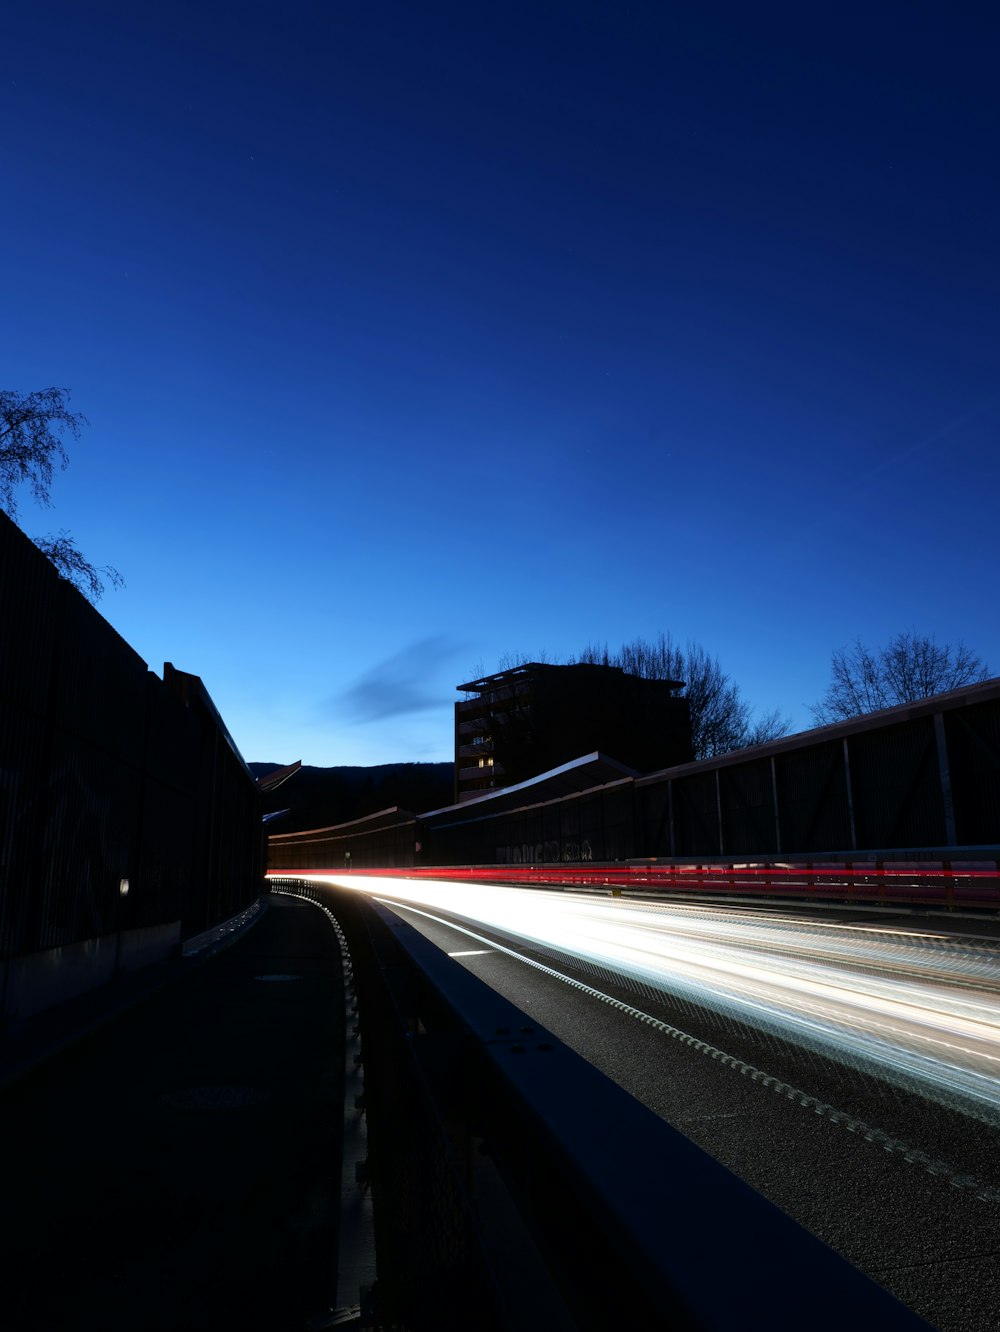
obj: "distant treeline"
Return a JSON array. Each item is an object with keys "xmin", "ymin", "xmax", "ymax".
[{"xmin": 251, "ymin": 761, "xmax": 454, "ymax": 833}]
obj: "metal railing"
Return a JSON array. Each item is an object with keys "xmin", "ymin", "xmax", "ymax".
[{"xmin": 301, "ymin": 857, "xmax": 1000, "ymax": 912}]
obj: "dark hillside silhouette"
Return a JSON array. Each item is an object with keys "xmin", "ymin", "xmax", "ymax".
[{"xmin": 251, "ymin": 761, "xmax": 453, "ymax": 833}]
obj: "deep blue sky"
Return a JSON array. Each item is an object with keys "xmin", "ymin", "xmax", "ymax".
[{"xmin": 4, "ymin": 1, "xmax": 998, "ymax": 766}]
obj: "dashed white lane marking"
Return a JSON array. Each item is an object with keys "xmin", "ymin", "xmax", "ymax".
[
  {"xmin": 448, "ymin": 949, "xmax": 493, "ymax": 957},
  {"xmin": 382, "ymin": 897, "xmax": 1000, "ymax": 1206}
]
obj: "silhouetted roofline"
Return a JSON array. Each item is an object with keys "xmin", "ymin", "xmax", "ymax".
[
  {"xmin": 162, "ymin": 663, "xmax": 254, "ymax": 778},
  {"xmin": 457, "ymin": 662, "xmax": 684, "ymax": 692},
  {"xmin": 257, "ymin": 760, "xmax": 302, "ymax": 794},
  {"xmin": 268, "ymin": 805, "xmax": 415, "ymax": 843},
  {"xmin": 422, "ymin": 751, "xmax": 639, "ymax": 818}
]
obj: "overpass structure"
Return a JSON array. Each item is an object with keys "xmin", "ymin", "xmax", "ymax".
[{"xmin": 269, "ymin": 677, "xmax": 1000, "ymax": 913}]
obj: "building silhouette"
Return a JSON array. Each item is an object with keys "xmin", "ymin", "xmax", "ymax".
[{"xmin": 454, "ymin": 662, "xmax": 693, "ymax": 802}]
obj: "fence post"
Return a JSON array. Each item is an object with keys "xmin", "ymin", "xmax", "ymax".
[{"xmin": 933, "ymin": 713, "xmax": 958, "ymax": 847}]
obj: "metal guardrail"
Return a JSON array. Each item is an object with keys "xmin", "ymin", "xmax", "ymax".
[
  {"xmin": 275, "ymin": 879, "xmax": 933, "ymax": 1332},
  {"xmin": 335, "ymin": 856, "xmax": 1000, "ymax": 912}
]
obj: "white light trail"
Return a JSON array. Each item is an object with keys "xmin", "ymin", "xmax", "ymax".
[{"xmin": 303, "ymin": 875, "xmax": 1000, "ymax": 1126}]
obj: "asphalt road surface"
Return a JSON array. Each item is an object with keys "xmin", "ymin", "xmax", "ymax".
[{"xmin": 329, "ymin": 877, "xmax": 1000, "ymax": 1332}]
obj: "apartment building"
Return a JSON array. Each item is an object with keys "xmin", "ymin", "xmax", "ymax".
[{"xmin": 454, "ymin": 662, "xmax": 692, "ymax": 802}]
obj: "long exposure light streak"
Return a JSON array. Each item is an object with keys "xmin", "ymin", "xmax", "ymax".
[
  {"xmin": 302, "ymin": 874, "xmax": 1000, "ymax": 1126},
  {"xmin": 309, "ymin": 860, "xmax": 1000, "ymax": 911}
]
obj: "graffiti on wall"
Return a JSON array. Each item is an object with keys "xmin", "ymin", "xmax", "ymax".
[{"xmin": 496, "ymin": 840, "xmax": 593, "ymax": 865}]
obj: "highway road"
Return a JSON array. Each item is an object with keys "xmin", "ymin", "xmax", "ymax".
[{"xmin": 319, "ymin": 875, "xmax": 1000, "ymax": 1332}]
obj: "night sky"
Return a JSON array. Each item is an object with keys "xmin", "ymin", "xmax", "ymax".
[{"xmin": 4, "ymin": 2, "xmax": 998, "ymax": 766}]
